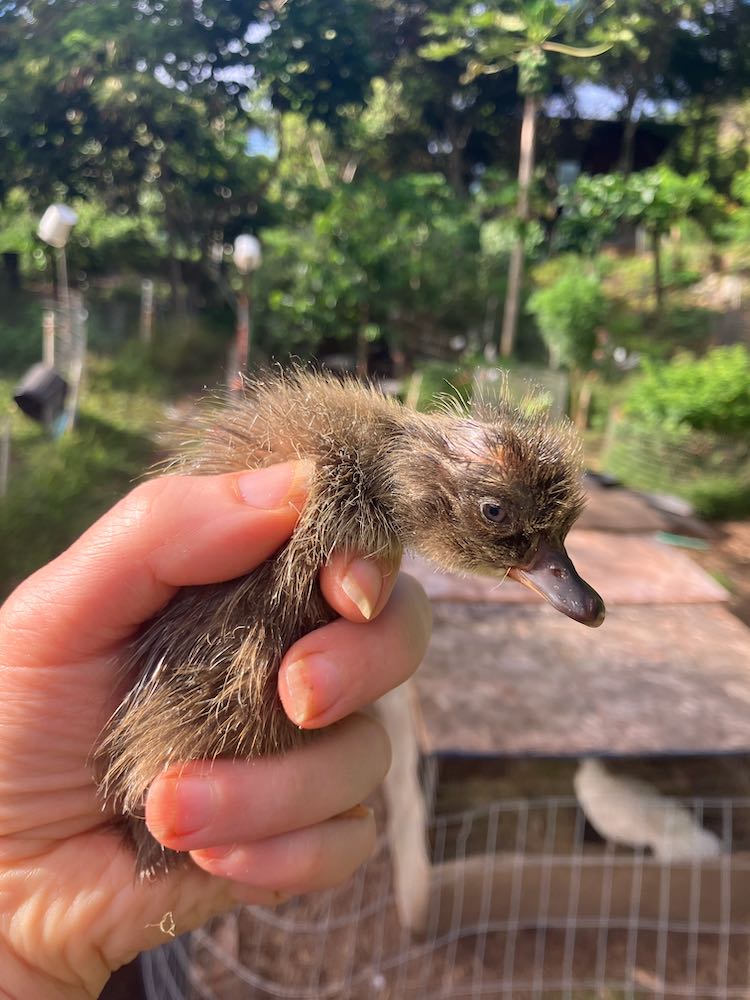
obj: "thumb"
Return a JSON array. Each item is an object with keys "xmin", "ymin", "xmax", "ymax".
[{"xmin": 0, "ymin": 461, "xmax": 313, "ymax": 665}]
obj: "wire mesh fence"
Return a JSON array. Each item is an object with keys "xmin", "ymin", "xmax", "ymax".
[
  {"xmin": 603, "ymin": 416, "xmax": 750, "ymax": 519},
  {"xmin": 141, "ymin": 792, "xmax": 750, "ymax": 999}
]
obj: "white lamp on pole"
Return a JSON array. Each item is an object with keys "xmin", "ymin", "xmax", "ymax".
[
  {"xmin": 233, "ymin": 234, "xmax": 262, "ymax": 275},
  {"xmin": 37, "ymin": 203, "xmax": 80, "ymax": 433},
  {"xmin": 38, "ymin": 204, "xmax": 78, "ymax": 367},
  {"xmin": 38, "ymin": 204, "xmax": 79, "ymax": 249}
]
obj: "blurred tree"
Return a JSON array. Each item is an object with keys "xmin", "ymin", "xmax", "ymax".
[
  {"xmin": 667, "ymin": 1, "xmax": 750, "ymax": 171},
  {"xmin": 245, "ymin": 0, "xmax": 381, "ymax": 137},
  {"xmin": 421, "ymin": 0, "xmax": 609, "ymax": 358},
  {"xmin": 558, "ymin": 167, "xmax": 726, "ymax": 309},
  {"xmin": 576, "ymin": 1, "xmax": 689, "ymax": 175},
  {"xmin": 254, "ymin": 173, "xmax": 490, "ymax": 371},
  {"xmin": 577, "ymin": 1, "xmax": 750, "ymax": 177},
  {"xmin": 0, "ymin": 0, "xmax": 271, "ymax": 300},
  {"xmin": 527, "ymin": 259, "xmax": 606, "ymax": 424}
]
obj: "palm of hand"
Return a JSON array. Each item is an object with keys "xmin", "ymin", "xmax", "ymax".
[{"xmin": 0, "ymin": 632, "xmax": 245, "ymax": 994}]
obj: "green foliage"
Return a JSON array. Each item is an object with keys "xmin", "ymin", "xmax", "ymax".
[
  {"xmin": 557, "ymin": 167, "xmax": 726, "ymax": 253},
  {"xmin": 527, "ymin": 263, "xmax": 606, "ymax": 370},
  {"xmin": 0, "ymin": 189, "xmax": 38, "ymax": 261},
  {"xmin": 247, "ymin": 0, "xmax": 381, "ymax": 132},
  {"xmin": 622, "ymin": 346, "xmax": 750, "ymax": 435},
  {"xmin": 254, "ymin": 173, "xmax": 490, "ymax": 361},
  {"xmin": 421, "ymin": 0, "xmax": 610, "ymax": 94},
  {"xmin": 0, "ymin": 0, "xmax": 272, "ymax": 291},
  {"xmin": 606, "ymin": 347, "xmax": 750, "ymax": 518},
  {"xmin": 687, "ymin": 475, "xmax": 750, "ymax": 520},
  {"xmin": 0, "ymin": 294, "xmax": 46, "ymax": 374},
  {"xmin": 0, "ymin": 356, "xmax": 163, "ymax": 596}
]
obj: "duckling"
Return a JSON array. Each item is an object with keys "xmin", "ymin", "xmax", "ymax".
[
  {"xmin": 96, "ymin": 369, "xmax": 605, "ymax": 877},
  {"xmin": 574, "ymin": 759, "xmax": 722, "ymax": 861}
]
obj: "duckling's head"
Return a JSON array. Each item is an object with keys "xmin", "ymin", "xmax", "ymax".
[{"xmin": 389, "ymin": 399, "xmax": 605, "ymax": 627}]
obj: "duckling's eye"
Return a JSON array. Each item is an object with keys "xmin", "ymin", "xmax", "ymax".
[{"xmin": 480, "ymin": 501, "xmax": 507, "ymax": 525}]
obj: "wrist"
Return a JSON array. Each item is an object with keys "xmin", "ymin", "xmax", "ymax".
[{"xmin": 0, "ymin": 939, "xmax": 101, "ymax": 1000}]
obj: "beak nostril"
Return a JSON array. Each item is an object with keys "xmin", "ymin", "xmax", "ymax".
[{"xmin": 508, "ymin": 537, "xmax": 606, "ymax": 626}]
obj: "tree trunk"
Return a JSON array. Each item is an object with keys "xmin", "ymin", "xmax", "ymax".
[
  {"xmin": 168, "ymin": 254, "xmax": 189, "ymax": 322},
  {"xmin": 356, "ymin": 306, "xmax": 369, "ymax": 378},
  {"xmin": 618, "ymin": 117, "xmax": 638, "ymax": 176},
  {"xmin": 500, "ymin": 92, "xmax": 538, "ymax": 359},
  {"xmin": 575, "ymin": 370, "xmax": 597, "ymax": 431},
  {"xmin": 688, "ymin": 98, "xmax": 710, "ymax": 171},
  {"xmin": 444, "ymin": 109, "xmax": 470, "ymax": 196},
  {"xmin": 651, "ymin": 230, "xmax": 663, "ymax": 314},
  {"xmin": 2, "ymin": 252, "xmax": 21, "ymax": 290},
  {"xmin": 446, "ymin": 144, "xmax": 464, "ymax": 196},
  {"xmin": 617, "ymin": 89, "xmax": 640, "ymax": 176}
]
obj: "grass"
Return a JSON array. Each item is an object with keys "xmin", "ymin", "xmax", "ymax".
[{"xmin": 0, "ymin": 353, "xmax": 167, "ymax": 598}]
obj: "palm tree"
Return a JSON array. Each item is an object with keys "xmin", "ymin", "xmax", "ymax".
[{"xmin": 422, "ymin": 1, "xmax": 610, "ymax": 357}]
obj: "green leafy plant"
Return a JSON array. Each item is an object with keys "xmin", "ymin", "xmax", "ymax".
[
  {"xmin": 606, "ymin": 346, "xmax": 750, "ymax": 518},
  {"xmin": 557, "ymin": 168, "xmax": 727, "ymax": 309},
  {"xmin": 622, "ymin": 345, "xmax": 750, "ymax": 435},
  {"xmin": 527, "ymin": 265, "xmax": 606, "ymax": 371}
]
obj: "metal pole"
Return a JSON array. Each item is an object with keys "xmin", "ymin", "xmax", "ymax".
[
  {"xmin": 56, "ymin": 247, "xmax": 72, "ymax": 370},
  {"xmin": 63, "ymin": 291, "xmax": 87, "ymax": 433},
  {"xmin": 42, "ymin": 309, "xmax": 55, "ymax": 367}
]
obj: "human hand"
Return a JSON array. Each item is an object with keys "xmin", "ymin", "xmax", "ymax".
[{"xmin": 0, "ymin": 461, "xmax": 431, "ymax": 999}]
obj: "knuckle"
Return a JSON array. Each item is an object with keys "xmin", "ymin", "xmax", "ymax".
[
  {"xmin": 405, "ymin": 574, "xmax": 433, "ymax": 631},
  {"xmin": 353, "ymin": 714, "xmax": 392, "ymax": 782},
  {"xmin": 295, "ymin": 833, "xmax": 327, "ymax": 887}
]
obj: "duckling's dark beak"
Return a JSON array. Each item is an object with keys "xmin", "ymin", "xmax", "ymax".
[{"xmin": 507, "ymin": 537, "xmax": 605, "ymax": 627}]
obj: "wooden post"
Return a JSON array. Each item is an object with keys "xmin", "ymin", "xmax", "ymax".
[
  {"xmin": 140, "ymin": 279, "xmax": 154, "ymax": 345},
  {"xmin": 0, "ymin": 418, "xmax": 10, "ymax": 498},
  {"xmin": 236, "ymin": 291, "xmax": 250, "ymax": 373},
  {"xmin": 377, "ymin": 682, "xmax": 432, "ymax": 933},
  {"xmin": 42, "ymin": 310, "xmax": 55, "ymax": 367}
]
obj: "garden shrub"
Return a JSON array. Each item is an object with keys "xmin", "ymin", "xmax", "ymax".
[
  {"xmin": 605, "ymin": 346, "xmax": 750, "ymax": 518},
  {"xmin": 622, "ymin": 345, "xmax": 750, "ymax": 435},
  {"xmin": 527, "ymin": 264, "xmax": 606, "ymax": 371}
]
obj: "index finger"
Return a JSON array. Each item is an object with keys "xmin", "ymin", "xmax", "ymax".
[{"xmin": 0, "ymin": 461, "xmax": 312, "ymax": 665}]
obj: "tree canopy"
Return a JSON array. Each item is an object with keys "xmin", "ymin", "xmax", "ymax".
[{"xmin": 3, "ymin": 0, "xmax": 750, "ymax": 362}]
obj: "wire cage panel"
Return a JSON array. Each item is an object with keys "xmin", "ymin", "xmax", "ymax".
[{"xmin": 142, "ymin": 796, "xmax": 750, "ymax": 1000}]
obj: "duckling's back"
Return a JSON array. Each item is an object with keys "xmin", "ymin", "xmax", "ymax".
[{"xmin": 97, "ymin": 371, "xmax": 403, "ymax": 877}]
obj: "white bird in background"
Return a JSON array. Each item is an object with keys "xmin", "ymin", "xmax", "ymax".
[{"xmin": 574, "ymin": 758, "xmax": 722, "ymax": 862}]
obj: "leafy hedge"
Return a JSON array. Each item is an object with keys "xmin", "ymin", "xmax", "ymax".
[
  {"xmin": 527, "ymin": 265, "xmax": 606, "ymax": 371},
  {"xmin": 622, "ymin": 345, "xmax": 750, "ymax": 435},
  {"xmin": 605, "ymin": 346, "xmax": 750, "ymax": 518}
]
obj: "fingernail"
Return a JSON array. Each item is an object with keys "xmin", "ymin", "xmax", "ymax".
[
  {"xmin": 283, "ymin": 655, "xmax": 344, "ymax": 725},
  {"xmin": 237, "ymin": 461, "xmax": 313, "ymax": 510},
  {"xmin": 192, "ymin": 843, "xmax": 233, "ymax": 863},
  {"xmin": 341, "ymin": 557, "xmax": 384, "ymax": 621},
  {"xmin": 335, "ymin": 804, "xmax": 373, "ymax": 821},
  {"xmin": 148, "ymin": 775, "xmax": 216, "ymax": 841}
]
